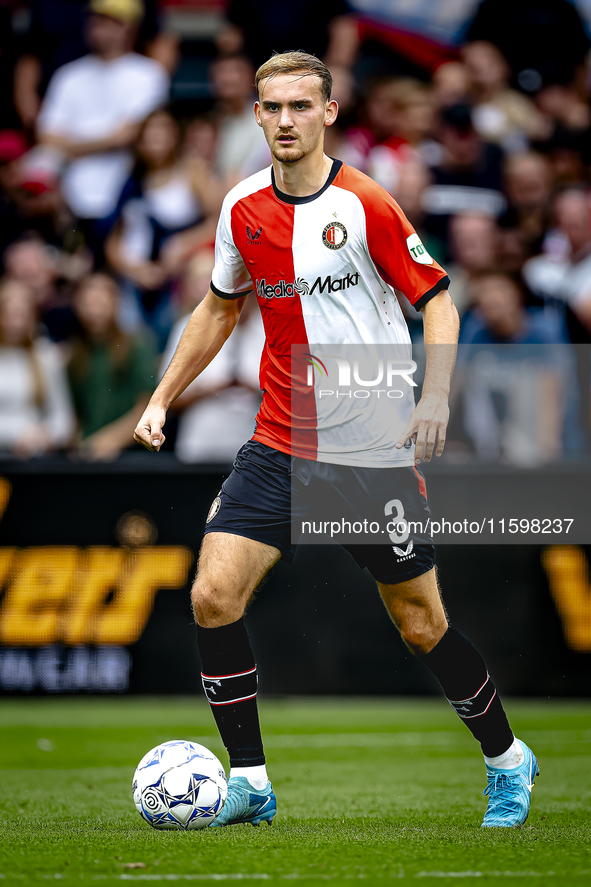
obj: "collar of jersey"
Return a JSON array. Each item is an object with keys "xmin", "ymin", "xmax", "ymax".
[{"xmin": 271, "ymin": 158, "xmax": 342, "ymax": 205}]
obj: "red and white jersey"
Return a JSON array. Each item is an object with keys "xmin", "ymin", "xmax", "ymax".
[{"xmin": 211, "ymin": 160, "xmax": 450, "ymax": 466}]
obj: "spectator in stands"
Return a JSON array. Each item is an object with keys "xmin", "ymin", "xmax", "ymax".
[
  {"xmin": 4, "ymin": 236, "xmax": 57, "ymax": 308},
  {"xmin": 344, "ymin": 77, "xmax": 407, "ymax": 173},
  {"xmin": 366, "ymin": 79, "xmax": 433, "ymax": 220},
  {"xmin": 446, "ymin": 213, "xmax": 498, "ymax": 316},
  {"xmin": 36, "ymin": 0, "xmax": 169, "ymax": 262},
  {"xmin": 3, "ymin": 235, "xmax": 89, "ymax": 342},
  {"xmin": 421, "ymin": 103, "xmax": 506, "ymax": 262},
  {"xmin": 0, "ymin": 130, "xmax": 31, "ymax": 253},
  {"xmin": 460, "ymin": 271, "xmax": 565, "ymax": 345},
  {"xmin": 13, "ymin": 0, "xmax": 177, "ymax": 132},
  {"xmin": 552, "ymin": 189, "xmax": 591, "ymax": 334},
  {"xmin": 105, "ymin": 108, "xmax": 220, "ymax": 350},
  {"xmin": 159, "ymin": 250, "xmax": 264, "ymax": 464},
  {"xmin": 182, "ymin": 115, "xmax": 218, "ymax": 166},
  {"xmin": 462, "ymin": 41, "xmax": 546, "ymax": 151},
  {"xmin": 68, "ymin": 273, "xmax": 156, "ymax": 460},
  {"xmin": 502, "ymin": 152, "xmax": 553, "ymax": 256},
  {"xmin": 523, "ymin": 187, "xmax": 591, "ymax": 316},
  {"xmin": 534, "ymin": 84, "xmax": 591, "ymax": 185},
  {"xmin": 209, "ymin": 54, "xmax": 270, "ymax": 190},
  {"xmin": 458, "ymin": 270, "xmax": 567, "ymax": 466},
  {"xmin": 0, "ymin": 278, "xmax": 74, "ymax": 457},
  {"xmin": 432, "ymin": 62, "xmax": 469, "ymax": 111}
]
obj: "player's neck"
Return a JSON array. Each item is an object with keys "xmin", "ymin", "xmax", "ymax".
[{"xmin": 272, "ymin": 149, "xmax": 333, "ymax": 198}]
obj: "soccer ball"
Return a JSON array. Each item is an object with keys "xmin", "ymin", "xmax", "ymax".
[{"xmin": 132, "ymin": 740, "xmax": 227, "ymax": 830}]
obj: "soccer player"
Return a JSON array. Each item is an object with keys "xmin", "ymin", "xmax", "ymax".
[{"xmin": 134, "ymin": 52, "xmax": 538, "ymax": 828}]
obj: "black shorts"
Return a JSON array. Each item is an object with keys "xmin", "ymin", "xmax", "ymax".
[{"xmin": 204, "ymin": 440, "xmax": 435, "ymax": 584}]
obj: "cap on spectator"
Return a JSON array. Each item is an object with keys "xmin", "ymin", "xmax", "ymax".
[
  {"xmin": 0, "ymin": 131, "xmax": 28, "ymax": 165},
  {"xmin": 88, "ymin": 0, "xmax": 144, "ymax": 24},
  {"xmin": 441, "ymin": 103, "xmax": 474, "ymax": 133},
  {"xmin": 18, "ymin": 146, "xmax": 64, "ymax": 195}
]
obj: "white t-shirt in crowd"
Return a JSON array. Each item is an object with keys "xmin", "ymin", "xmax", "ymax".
[
  {"xmin": 38, "ymin": 53, "xmax": 169, "ymax": 219},
  {"xmin": 524, "ymin": 250, "xmax": 591, "ymax": 309},
  {"xmin": 0, "ymin": 339, "xmax": 75, "ymax": 452}
]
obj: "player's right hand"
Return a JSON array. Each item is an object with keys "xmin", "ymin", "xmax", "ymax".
[{"xmin": 133, "ymin": 405, "xmax": 167, "ymax": 452}]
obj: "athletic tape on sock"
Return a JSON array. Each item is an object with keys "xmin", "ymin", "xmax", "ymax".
[
  {"xmin": 201, "ymin": 666, "xmax": 258, "ymax": 706},
  {"xmin": 446, "ymin": 673, "xmax": 496, "ymax": 719}
]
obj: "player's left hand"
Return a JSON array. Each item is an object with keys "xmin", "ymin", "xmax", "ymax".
[{"xmin": 395, "ymin": 395, "xmax": 449, "ymax": 463}]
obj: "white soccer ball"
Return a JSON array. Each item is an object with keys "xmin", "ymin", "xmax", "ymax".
[{"xmin": 132, "ymin": 740, "xmax": 227, "ymax": 830}]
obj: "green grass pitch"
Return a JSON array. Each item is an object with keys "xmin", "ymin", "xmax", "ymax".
[{"xmin": 0, "ymin": 697, "xmax": 589, "ymax": 886}]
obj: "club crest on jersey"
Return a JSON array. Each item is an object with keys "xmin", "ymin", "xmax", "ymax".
[
  {"xmin": 322, "ymin": 221, "xmax": 347, "ymax": 250},
  {"xmin": 206, "ymin": 495, "xmax": 221, "ymax": 523},
  {"xmin": 246, "ymin": 225, "xmax": 262, "ymax": 245}
]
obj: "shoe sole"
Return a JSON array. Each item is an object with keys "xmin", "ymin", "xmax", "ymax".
[{"xmin": 211, "ymin": 808, "xmax": 276, "ymax": 828}]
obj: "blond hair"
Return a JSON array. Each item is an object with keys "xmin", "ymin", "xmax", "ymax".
[{"xmin": 255, "ymin": 51, "xmax": 332, "ymax": 103}]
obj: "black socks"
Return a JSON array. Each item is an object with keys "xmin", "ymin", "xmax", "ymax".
[
  {"xmin": 197, "ymin": 620, "xmax": 512, "ymax": 762},
  {"xmin": 418, "ymin": 626, "xmax": 514, "ymax": 757},
  {"xmin": 196, "ymin": 618, "xmax": 265, "ymax": 767}
]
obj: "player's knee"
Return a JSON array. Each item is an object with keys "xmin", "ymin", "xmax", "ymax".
[
  {"xmin": 191, "ymin": 577, "xmax": 244, "ymax": 628},
  {"xmin": 399, "ymin": 617, "xmax": 447, "ymax": 656},
  {"xmin": 191, "ymin": 580, "xmax": 225, "ymax": 627}
]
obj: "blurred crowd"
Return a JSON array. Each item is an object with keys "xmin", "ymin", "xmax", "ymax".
[{"xmin": 0, "ymin": 0, "xmax": 590, "ymax": 466}]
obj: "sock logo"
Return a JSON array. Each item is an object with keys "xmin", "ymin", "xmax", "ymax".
[
  {"xmin": 447, "ymin": 674, "xmax": 496, "ymax": 719},
  {"xmin": 202, "ymin": 678, "xmax": 221, "ymax": 698}
]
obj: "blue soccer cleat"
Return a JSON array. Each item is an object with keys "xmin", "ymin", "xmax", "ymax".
[
  {"xmin": 210, "ymin": 777, "xmax": 276, "ymax": 827},
  {"xmin": 481, "ymin": 739, "xmax": 540, "ymax": 827}
]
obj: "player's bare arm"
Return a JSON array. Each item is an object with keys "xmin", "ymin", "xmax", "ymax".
[
  {"xmin": 133, "ymin": 289, "xmax": 248, "ymax": 451},
  {"xmin": 395, "ymin": 290, "xmax": 459, "ymax": 463}
]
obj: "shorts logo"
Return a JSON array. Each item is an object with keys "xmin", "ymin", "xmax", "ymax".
[
  {"xmin": 392, "ymin": 539, "xmax": 415, "ymax": 561},
  {"xmin": 246, "ymin": 225, "xmax": 262, "ymax": 245},
  {"xmin": 206, "ymin": 495, "xmax": 221, "ymax": 523},
  {"xmin": 406, "ymin": 233, "xmax": 433, "ymax": 265},
  {"xmin": 323, "ymin": 222, "xmax": 347, "ymax": 250}
]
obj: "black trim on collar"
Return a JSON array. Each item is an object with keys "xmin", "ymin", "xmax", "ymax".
[
  {"xmin": 271, "ymin": 159, "xmax": 342, "ymax": 205},
  {"xmin": 413, "ymin": 275, "xmax": 451, "ymax": 312},
  {"xmin": 210, "ymin": 280, "xmax": 252, "ymax": 300}
]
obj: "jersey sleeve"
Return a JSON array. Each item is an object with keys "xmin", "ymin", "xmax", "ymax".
[
  {"xmin": 362, "ymin": 185, "xmax": 450, "ymax": 311},
  {"xmin": 211, "ymin": 196, "xmax": 253, "ymax": 299}
]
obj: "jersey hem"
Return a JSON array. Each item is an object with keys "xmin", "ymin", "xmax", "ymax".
[
  {"xmin": 252, "ymin": 432, "xmax": 416, "ymax": 467},
  {"xmin": 413, "ymin": 275, "xmax": 451, "ymax": 311},
  {"xmin": 210, "ymin": 280, "xmax": 252, "ymax": 300},
  {"xmin": 314, "ymin": 454, "xmax": 416, "ymax": 468}
]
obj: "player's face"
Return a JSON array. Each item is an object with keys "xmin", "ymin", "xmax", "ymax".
[{"xmin": 255, "ymin": 73, "xmax": 337, "ymax": 164}]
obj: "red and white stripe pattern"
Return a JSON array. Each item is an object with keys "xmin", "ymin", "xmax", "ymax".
[{"xmin": 211, "ymin": 161, "xmax": 450, "ymax": 467}]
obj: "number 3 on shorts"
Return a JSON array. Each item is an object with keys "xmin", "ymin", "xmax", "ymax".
[{"xmin": 385, "ymin": 498, "xmax": 409, "ymax": 544}]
